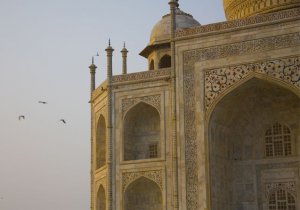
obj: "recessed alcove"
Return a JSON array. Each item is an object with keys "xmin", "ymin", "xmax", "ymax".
[
  {"xmin": 208, "ymin": 78, "xmax": 300, "ymax": 210},
  {"xmin": 124, "ymin": 177, "xmax": 162, "ymax": 210},
  {"xmin": 96, "ymin": 115, "xmax": 106, "ymax": 169},
  {"xmin": 124, "ymin": 102, "xmax": 161, "ymax": 161}
]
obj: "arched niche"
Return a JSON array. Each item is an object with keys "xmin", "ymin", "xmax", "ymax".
[
  {"xmin": 158, "ymin": 54, "xmax": 171, "ymax": 69},
  {"xmin": 97, "ymin": 185, "xmax": 106, "ymax": 210},
  {"xmin": 208, "ymin": 78, "xmax": 300, "ymax": 210},
  {"xmin": 124, "ymin": 102, "xmax": 161, "ymax": 161},
  {"xmin": 96, "ymin": 115, "xmax": 106, "ymax": 169},
  {"xmin": 124, "ymin": 177, "xmax": 162, "ymax": 210},
  {"xmin": 149, "ymin": 59, "xmax": 154, "ymax": 70}
]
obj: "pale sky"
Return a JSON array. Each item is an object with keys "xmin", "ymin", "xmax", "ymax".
[{"xmin": 0, "ymin": 1, "xmax": 225, "ymax": 209}]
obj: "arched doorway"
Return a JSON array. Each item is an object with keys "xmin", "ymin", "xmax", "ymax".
[
  {"xmin": 208, "ymin": 78, "xmax": 300, "ymax": 210},
  {"xmin": 97, "ymin": 185, "xmax": 106, "ymax": 210},
  {"xmin": 158, "ymin": 55, "xmax": 171, "ymax": 69},
  {"xmin": 96, "ymin": 115, "xmax": 106, "ymax": 169},
  {"xmin": 124, "ymin": 102, "xmax": 161, "ymax": 161},
  {"xmin": 124, "ymin": 177, "xmax": 162, "ymax": 210}
]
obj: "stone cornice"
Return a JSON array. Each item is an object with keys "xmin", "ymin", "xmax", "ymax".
[
  {"xmin": 111, "ymin": 68, "xmax": 171, "ymax": 85},
  {"xmin": 176, "ymin": 8, "xmax": 300, "ymax": 39},
  {"xmin": 184, "ymin": 32, "xmax": 300, "ymax": 66}
]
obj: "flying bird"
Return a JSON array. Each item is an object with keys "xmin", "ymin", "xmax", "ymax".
[
  {"xmin": 18, "ymin": 115, "xmax": 25, "ymax": 120},
  {"xmin": 38, "ymin": 101, "xmax": 47, "ymax": 104},
  {"xmin": 59, "ymin": 119, "xmax": 66, "ymax": 124}
]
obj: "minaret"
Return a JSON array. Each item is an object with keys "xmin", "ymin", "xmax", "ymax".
[
  {"xmin": 105, "ymin": 39, "xmax": 114, "ymax": 210},
  {"xmin": 169, "ymin": 0, "xmax": 179, "ymax": 209},
  {"xmin": 121, "ymin": 42, "xmax": 128, "ymax": 74},
  {"xmin": 89, "ymin": 57, "xmax": 97, "ymax": 210},
  {"xmin": 89, "ymin": 57, "xmax": 97, "ymax": 94}
]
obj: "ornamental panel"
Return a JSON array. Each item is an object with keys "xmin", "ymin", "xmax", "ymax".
[
  {"xmin": 122, "ymin": 170, "xmax": 163, "ymax": 192},
  {"xmin": 205, "ymin": 56, "xmax": 300, "ymax": 109},
  {"xmin": 121, "ymin": 95, "xmax": 161, "ymax": 116}
]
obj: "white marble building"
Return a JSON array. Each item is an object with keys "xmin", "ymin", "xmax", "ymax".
[{"xmin": 89, "ymin": 1, "xmax": 300, "ymax": 210}]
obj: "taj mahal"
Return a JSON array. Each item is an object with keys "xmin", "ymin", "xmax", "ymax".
[{"xmin": 88, "ymin": 0, "xmax": 300, "ymax": 210}]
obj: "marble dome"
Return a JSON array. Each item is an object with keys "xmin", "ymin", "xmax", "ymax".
[
  {"xmin": 224, "ymin": 0, "xmax": 300, "ymax": 20},
  {"xmin": 149, "ymin": 8, "xmax": 200, "ymax": 45}
]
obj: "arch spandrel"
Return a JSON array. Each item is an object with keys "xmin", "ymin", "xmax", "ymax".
[
  {"xmin": 266, "ymin": 182, "xmax": 297, "ymax": 198},
  {"xmin": 205, "ymin": 56, "xmax": 300, "ymax": 118},
  {"xmin": 121, "ymin": 94, "xmax": 161, "ymax": 118},
  {"xmin": 122, "ymin": 170, "xmax": 163, "ymax": 193}
]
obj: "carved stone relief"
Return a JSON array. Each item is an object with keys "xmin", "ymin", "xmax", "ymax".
[
  {"xmin": 122, "ymin": 170, "xmax": 163, "ymax": 192},
  {"xmin": 176, "ymin": 8, "xmax": 300, "ymax": 38},
  {"xmin": 205, "ymin": 56, "xmax": 300, "ymax": 109},
  {"xmin": 183, "ymin": 32, "xmax": 300, "ymax": 210},
  {"xmin": 224, "ymin": 0, "xmax": 300, "ymax": 20},
  {"xmin": 121, "ymin": 95, "xmax": 161, "ymax": 116},
  {"xmin": 266, "ymin": 182, "xmax": 297, "ymax": 197},
  {"xmin": 184, "ymin": 32, "xmax": 300, "ymax": 67},
  {"xmin": 112, "ymin": 68, "xmax": 171, "ymax": 83}
]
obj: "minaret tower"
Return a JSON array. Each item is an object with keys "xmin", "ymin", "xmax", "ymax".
[
  {"xmin": 105, "ymin": 39, "xmax": 114, "ymax": 210},
  {"xmin": 169, "ymin": 0, "xmax": 179, "ymax": 209},
  {"xmin": 89, "ymin": 57, "xmax": 97, "ymax": 210},
  {"xmin": 121, "ymin": 42, "xmax": 128, "ymax": 74}
]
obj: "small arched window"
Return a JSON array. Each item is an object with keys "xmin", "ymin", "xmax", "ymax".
[
  {"xmin": 96, "ymin": 115, "xmax": 106, "ymax": 169},
  {"xmin": 265, "ymin": 123, "xmax": 292, "ymax": 157},
  {"xmin": 149, "ymin": 59, "xmax": 154, "ymax": 70},
  {"xmin": 97, "ymin": 185, "xmax": 106, "ymax": 210},
  {"xmin": 158, "ymin": 54, "xmax": 171, "ymax": 69},
  {"xmin": 268, "ymin": 189, "xmax": 296, "ymax": 210}
]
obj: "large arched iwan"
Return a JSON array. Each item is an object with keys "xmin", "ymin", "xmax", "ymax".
[{"xmin": 207, "ymin": 78, "xmax": 300, "ymax": 210}]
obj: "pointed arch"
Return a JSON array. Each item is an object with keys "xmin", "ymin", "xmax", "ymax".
[
  {"xmin": 96, "ymin": 185, "xmax": 106, "ymax": 210},
  {"xmin": 206, "ymin": 73, "xmax": 300, "ymax": 120},
  {"xmin": 158, "ymin": 54, "xmax": 171, "ymax": 69},
  {"xmin": 123, "ymin": 102, "xmax": 161, "ymax": 161},
  {"xmin": 96, "ymin": 115, "xmax": 106, "ymax": 169},
  {"xmin": 149, "ymin": 59, "xmax": 154, "ymax": 70},
  {"xmin": 207, "ymin": 78, "xmax": 300, "ymax": 209},
  {"xmin": 124, "ymin": 176, "xmax": 162, "ymax": 210}
]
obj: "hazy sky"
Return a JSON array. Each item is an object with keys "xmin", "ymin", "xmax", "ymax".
[{"xmin": 0, "ymin": 1, "xmax": 225, "ymax": 209}]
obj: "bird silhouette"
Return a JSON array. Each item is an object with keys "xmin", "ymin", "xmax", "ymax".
[
  {"xmin": 59, "ymin": 119, "xmax": 66, "ymax": 124},
  {"xmin": 18, "ymin": 115, "xmax": 25, "ymax": 120},
  {"xmin": 38, "ymin": 101, "xmax": 47, "ymax": 104}
]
